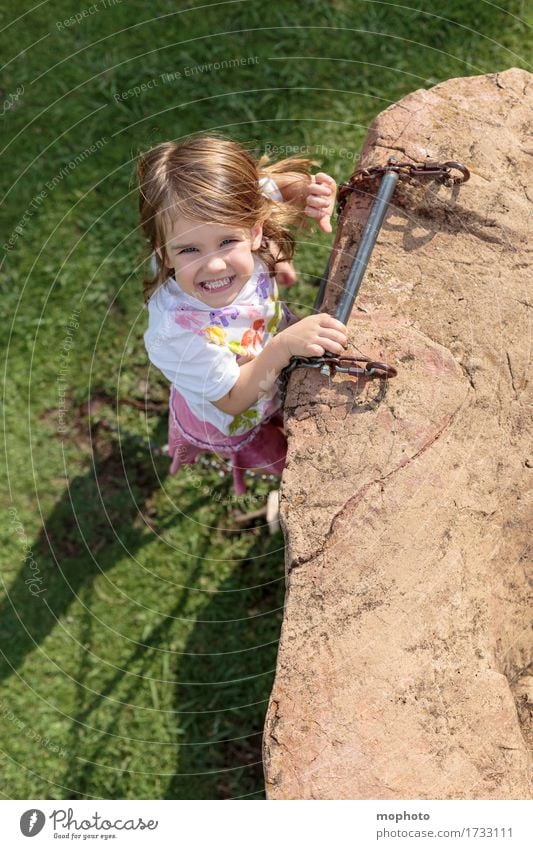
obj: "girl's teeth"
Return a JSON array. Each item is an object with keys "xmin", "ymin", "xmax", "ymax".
[{"xmin": 202, "ymin": 276, "xmax": 233, "ymax": 291}]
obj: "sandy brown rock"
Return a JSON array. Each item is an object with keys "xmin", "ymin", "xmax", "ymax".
[{"xmin": 264, "ymin": 68, "xmax": 532, "ymax": 799}]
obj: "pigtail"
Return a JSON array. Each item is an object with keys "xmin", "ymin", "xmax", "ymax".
[
  {"xmin": 258, "ymin": 153, "xmax": 320, "ymax": 225},
  {"xmin": 257, "ymin": 152, "xmax": 320, "ymax": 179},
  {"xmin": 255, "ymin": 151, "xmax": 322, "ymax": 274}
]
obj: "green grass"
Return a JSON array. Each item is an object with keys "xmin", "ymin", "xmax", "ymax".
[{"xmin": 0, "ymin": 0, "xmax": 531, "ymax": 799}]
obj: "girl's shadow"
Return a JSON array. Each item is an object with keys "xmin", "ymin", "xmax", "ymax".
[
  {"xmin": 167, "ymin": 538, "xmax": 285, "ymax": 800},
  {"xmin": 1, "ymin": 416, "xmax": 285, "ymax": 799}
]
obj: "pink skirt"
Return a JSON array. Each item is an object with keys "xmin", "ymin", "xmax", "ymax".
[{"xmin": 167, "ymin": 385, "xmax": 287, "ymax": 494}]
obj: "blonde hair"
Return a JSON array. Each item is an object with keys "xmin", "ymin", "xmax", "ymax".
[{"xmin": 136, "ymin": 132, "xmax": 319, "ymax": 304}]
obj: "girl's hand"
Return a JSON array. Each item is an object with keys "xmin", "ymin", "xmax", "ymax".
[
  {"xmin": 265, "ymin": 238, "xmax": 297, "ymax": 287},
  {"xmin": 304, "ymin": 172, "xmax": 337, "ymax": 234},
  {"xmin": 275, "ymin": 259, "xmax": 297, "ymax": 288},
  {"xmin": 277, "ymin": 312, "xmax": 347, "ymax": 359}
]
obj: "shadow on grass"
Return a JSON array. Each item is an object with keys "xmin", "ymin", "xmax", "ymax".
[
  {"xmin": 167, "ymin": 545, "xmax": 285, "ymax": 800},
  {"xmin": 1, "ymin": 419, "xmax": 285, "ymax": 799}
]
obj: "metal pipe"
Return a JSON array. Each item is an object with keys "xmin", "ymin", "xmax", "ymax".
[
  {"xmin": 312, "ymin": 256, "xmax": 330, "ymax": 314},
  {"xmin": 334, "ymin": 169, "xmax": 399, "ymax": 323}
]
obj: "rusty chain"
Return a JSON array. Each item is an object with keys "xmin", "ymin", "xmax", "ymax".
[
  {"xmin": 336, "ymin": 157, "xmax": 470, "ymax": 216},
  {"xmin": 278, "ymin": 353, "xmax": 398, "ymax": 409}
]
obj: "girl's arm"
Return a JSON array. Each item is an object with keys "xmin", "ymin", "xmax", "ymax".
[{"xmin": 210, "ymin": 313, "xmax": 347, "ymax": 418}]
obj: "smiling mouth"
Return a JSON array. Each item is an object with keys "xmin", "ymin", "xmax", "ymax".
[{"xmin": 199, "ymin": 275, "xmax": 236, "ymax": 292}]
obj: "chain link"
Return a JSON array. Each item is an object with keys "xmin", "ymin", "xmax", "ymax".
[
  {"xmin": 337, "ymin": 157, "xmax": 470, "ymax": 216},
  {"xmin": 278, "ymin": 353, "xmax": 397, "ymax": 408}
]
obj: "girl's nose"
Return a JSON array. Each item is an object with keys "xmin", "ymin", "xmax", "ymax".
[{"xmin": 205, "ymin": 255, "xmax": 227, "ymax": 272}]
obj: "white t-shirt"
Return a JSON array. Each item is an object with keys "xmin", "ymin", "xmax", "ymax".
[{"xmin": 144, "ymin": 254, "xmax": 296, "ymax": 436}]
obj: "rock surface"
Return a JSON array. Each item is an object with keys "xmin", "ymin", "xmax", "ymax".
[{"xmin": 263, "ymin": 68, "xmax": 532, "ymax": 799}]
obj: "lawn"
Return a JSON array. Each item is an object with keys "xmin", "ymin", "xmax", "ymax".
[{"xmin": 0, "ymin": 0, "xmax": 531, "ymax": 799}]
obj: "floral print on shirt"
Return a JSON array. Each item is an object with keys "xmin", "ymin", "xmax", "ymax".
[{"xmin": 171, "ymin": 268, "xmax": 287, "ymax": 435}]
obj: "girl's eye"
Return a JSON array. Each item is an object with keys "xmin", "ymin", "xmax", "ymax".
[{"xmin": 178, "ymin": 239, "xmax": 237, "ymax": 254}]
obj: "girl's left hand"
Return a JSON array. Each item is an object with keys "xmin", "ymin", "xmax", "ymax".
[
  {"xmin": 304, "ymin": 172, "xmax": 337, "ymax": 234},
  {"xmin": 275, "ymin": 259, "xmax": 297, "ymax": 288}
]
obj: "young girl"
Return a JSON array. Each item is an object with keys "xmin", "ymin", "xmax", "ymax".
[{"xmin": 138, "ymin": 133, "xmax": 348, "ymax": 496}]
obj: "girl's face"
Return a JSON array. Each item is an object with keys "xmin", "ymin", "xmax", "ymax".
[{"xmin": 159, "ymin": 215, "xmax": 263, "ymax": 307}]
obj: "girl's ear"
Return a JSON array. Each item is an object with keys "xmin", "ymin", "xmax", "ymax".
[{"xmin": 250, "ymin": 222, "xmax": 263, "ymax": 251}]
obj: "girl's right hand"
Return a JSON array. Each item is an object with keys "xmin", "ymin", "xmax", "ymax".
[{"xmin": 277, "ymin": 313, "xmax": 348, "ymax": 359}]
